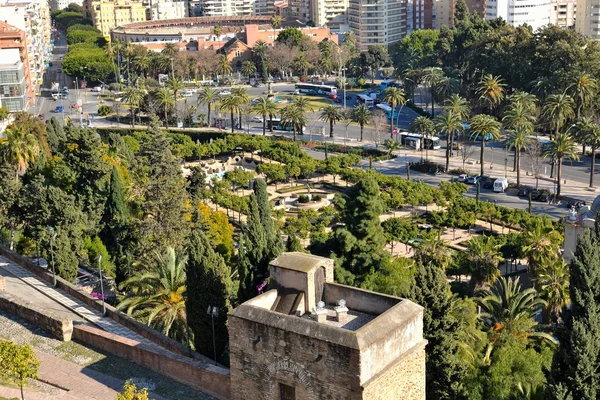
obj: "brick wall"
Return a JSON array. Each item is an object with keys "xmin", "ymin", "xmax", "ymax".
[
  {"xmin": 0, "ymin": 292, "xmax": 73, "ymax": 341},
  {"xmin": 362, "ymin": 343, "xmax": 426, "ymax": 400},
  {"xmin": 73, "ymin": 325, "xmax": 231, "ymax": 400}
]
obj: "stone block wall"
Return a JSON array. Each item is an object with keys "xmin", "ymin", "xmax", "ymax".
[
  {"xmin": 229, "ymin": 315, "xmax": 364, "ymax": 400},
  {"xmin": 0, "ymin": 292, "xmax": 73, "ymax": 341},
  {"xmin": 361, "ymin": 343, "xmax": 426, "ymax": 400}
]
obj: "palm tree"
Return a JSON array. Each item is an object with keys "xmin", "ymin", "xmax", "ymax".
[
  {"xmin": 569, "ymin": 72, "xmax": 597, "ymax": 122},
  {"xmin": 133, "ymin": 54, "xmax": 152, "ymax": 78},
  {"xmin": 162, "ymin": 42, "xmax": 178, "ymax": 59},
  {"xmin": 0, "ymin": 125, "xmax": 39, "ymax": 182},
  {"xmin": 476, "ymin": 74, "xmax": 506, "ymax": 115},
  {"xmin": 198, "ymin": 87, "xmax": 219, "ymax": 128},
  {"xmin": 421, "ymin": 67, "xmax": 444, "ymax": 116},
  {"xmin": 351, "ymin": 104, "xmax": 371, "ymax": 142},
  {"xmin": 544, "ymin": 131, "xmax": 579, "ymax": 198},
  {"xmin": 166, "ymin": 76, "xmax": 185, "ymax": 121},
  {"xmin": 216, "ymin": 54, "xmax": 232, "ymax": 77},
  {"xmin": 122, "ymin": 87, "xmax": 144, "ymax": 128},
  {"xmin": 293, "ymin": 54, "xmax": 310, "ymax": 77},
  {"xmin": 435, "ymin": 110, "xmax": 464, "ymax": 171},
  {"xmin": 250, "ymin": 97, "xmax": 278, "ymax": 135},
  {"xmin": 503, "ymin": 101, "xmax": 536, "ymax": 186},
  {"xmin": 383, "ymin": 138, "xmax": 401, "ymax": 158},
  {"xmin": 542, "ymin": 92, "xmax": 575, "ymax": 139},
  {"xmin": 579, "ymin": 119, "xmax": 600, "ymax": 187},
  {"xmin": 271, "ymin": 14, "xmax": 282, "ymax": 29},
  {"xmin": 220, "ymin": 93, "xmax": 243, "ymax": 133},
  {"xmin": 320, "ymin": 105, "xmax": 343, "ymax": 138},
  {"xmin": 117, "ymin": 247, "xmax": 188, "ymax": 341},
  {"xmin": 510, "ymin": 91, "xmax": 538, "ymax": 114},
  {"xmin": 213, "ymin": 24, "xmax": 222, "ymax": 40},
  {"xmin": 240, "ymin": 60, "xmax": 257, "ymax": 82},
  {"xmin": 292, "ymin": 96, "xmax": 312, "ymax": 135},
  {"xmin": 382, "ymin": 87, "xmax": 407, "ymax": 137},
  {"xmin": 534, "ymin": 258, "xmax": 570, "ymax": 324},
  {"xmin": 155, "ymin": 87, "xmax": 174, "ymax": 127},
  {"xmin": 444, "ymin": 94, "xmax": 471, "ymax": 120},
  {"xmin": 465, "ymin": 235, "xmax": 503, "ymax": 290},
  {"xmin": 521, "ymin": 218, "xmax": 563, "ymax": 274},
  {"xmin": 281, "ymin": 104, "xmax": 307, "ymax": 141},
  {"xmin": 410, "ymin": 116, "xmax": 435, "ymax": 161},
  {"xmin": 231, "ymin": 87, "xmax": 250, "ymax": 129},
  {"xmin": 469, "ymin": 114, "xmax": 502, "ymax": 176}
]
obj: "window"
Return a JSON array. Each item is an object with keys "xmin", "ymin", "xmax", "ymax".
[
  {"xmin": 234, "ymin": 50, "xmax": 242, "ymax": 57},
  {"xmin": 279, "ymin": 383, "xmax": 296, "ymax": 400}
]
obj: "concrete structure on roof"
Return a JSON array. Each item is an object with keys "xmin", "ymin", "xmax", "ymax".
[
  {"xmin": 563, "ymin": 195, "xmax": 600, "ymax": 262},
  {"xmin": 229, "ymin": 252, "xmax": 426, "ymax": 399}
]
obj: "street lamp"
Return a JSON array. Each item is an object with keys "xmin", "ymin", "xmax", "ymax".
[
  {"xmin": 47, "ymin": 227, "xmax": 57, "ymax": 286},
  {"xmin": 405, "ymin": 153, "xmax": 410, "ymax": 180},
  {"xmin": 341, "ymin": 67, "xmax": 347, "ymax": 110},
  {"xmin": 504, "ymin": 145, "xmax": 508, "ymax": 179},
  {"xmin": 207, "ymin": 305, "xmax": 219, "ymax": 365},
  {"xmin": 98, "ymin": 255, "xmax": 106, "ymax": 316}
]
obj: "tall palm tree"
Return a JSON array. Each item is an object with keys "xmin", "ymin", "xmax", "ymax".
[
  {"xmin": 161, "ymin": 42, "xmax": 178, "ymax": 59},
  {"xmin": 133, "ymin": 54, "xmax": 152, "ymax": 78},
  {"xmin": 220, "ymin": 93, "xmax": 243, "ymax": 133},
  {"xmin": 521, "ymin": 218, "xmax": 563, "ymax": 275},
  {"xmin": 216, "ymin": 54, "xmax": 232, "ymax": 77},
  {"xmin": 573, "ymin": 117, "xmax": 600, "ymax": 187},
  {"xmin": 544, "ymin": 131, "xmax": 579, "ymax": 197},
  {"xmin": 320, "ymin": 105, "xmax": 343, "ymax": 138},
  {"xmin": 231, "ymin": 87, "xmax": 250, "ymax": 129},
  {"xmin": 293, "ymin": 54, "xmax": 310, "ymax": 77},
  {"xmin": 351, "ymin": 104, "xmax": 371, "ymax": 142},
  {"xmin": 510, "ymin": 91, "xmax": 538, "ymax": 114},
  {"xmin": 569, "ymin": 72, "xmax": 597, "ymax": 122},
  {"xmin": 213, "ymin": 24, "xmax": 222, "ymax": 39},
  {"xmin": 0, "ymin": 125, "xmax": 39, "ymax": 182},
  {"xmin": 444, "ymin": 94, "xmax": 471, "ymax": 121},
  {"xmin": 292, "ymin": 96, "xmax": 312, "ymax": 135},
  {"xmin": 166, "ymin": 76, "xmax": 185, "ymax": 122},
  {"xmin": 534, "ymin": 258, "xmax": 570, "ymax": 324},
  {"xmin": 382, "ymin": 87, "xmax": 407, "ymax": 137},
  {"xmin": 122, "ymin": 87, "xmax": 144, "ymax": 128},
  {"xmin": 469, "ymin": 114, "xmax": 502, "ymax": 176},
  {"xmin": 503, "ymin": 101, "xmax": 536, "ymax": 186},
  {"xmin": 155, "ymin": 87, "xmax": 174, "ymax": 127},
  {"xmin": 250, "ymin": 97, "xmax": 278, "ymax": 135},
  {"xmin": 271, "ymin": 14, "xmax": 282, "ymax": 29},
  {"xmin": 281, "ymin": 104, "xmax": 307, "ymax": 141},
  {"xmin": 421, "ymin": 67, "xmax": 444, "ymax": 116},
  {"xmin": 410, "ymin": 116, "xmax": 435, "ymax": 161},
  {"xmin": 240, "ymin": 60, "xmax": 257, "ymax": 82},
  {"xmin": 542, "ymin": 92, "xmax": 575, "ymax": 139},
  {"xmin": 198, "ymin": 87, "xmax": 219, "ymax": 128},
  {"xmin": 465, "ymin": 235, "xmax": 503, "ymax": 290},
  {"xmin": 476, "ymin": 74, "xmax": 506, "ymax": 115},
  {"xmin": 435, "ymin": 110, "xmax": 464, "ymax": 171},
  {"xmin": 117, "ymin": 247, "xmax": 189, "ymax": 341}
]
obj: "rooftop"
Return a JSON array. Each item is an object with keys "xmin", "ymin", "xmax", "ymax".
[{"xmin": 299, "ymin": 304, "xmax": 376, "ymax": 331}]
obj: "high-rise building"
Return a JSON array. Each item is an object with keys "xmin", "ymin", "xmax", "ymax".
[
  {"xmin": 311, "ymin": 0, "xmax": 349, "ymax": 32},
  {"xmin": 0, "ymin": 21, "xmax": 33, "ymax": 107},
  {"xmin": 0, "ymin": 48, "xmax": 29, "ymax": 111},
  {"xmin": 348, "ymin": 0, "xmax": 410, "ymax": 50},
  {"xmin": 147, "ymin": 0, "xmax": 188, "ymax": 20},
  {"xmin": 576, "ymin": 0, "xmax": 600, "ymax": 38},
  {"xmin": 199, "ymin": 0, "xmax": 273, "ymax": 15},
  {"xmin": 0, "ymin": 0, "xmax": 51, "ymax": 105},
  {"xmin": 49, "ymin": 0, "xmax": 83, "ymax": 11},
  {"xmin": 83, "ymin": 0, "xmax": 147, "ymax": 37},
  {"xmin": 551, "ymin": 0, "xmax": 576, "ymax": 28},
  {"xmin": 484, "ymin": 0, "xmax": 551, "ymax": 30}
]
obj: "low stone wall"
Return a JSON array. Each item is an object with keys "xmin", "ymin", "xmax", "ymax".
[
  {"xmin": 0, "ymin": 245, "xmax": 214, "ymax": 364},
  {"xmin": 74, "ymin": 325, "xmax": 230, "ymax": 400},
  {"xmin": 0, "ymin": 292, "xmax": 73, "ymax": 341}
]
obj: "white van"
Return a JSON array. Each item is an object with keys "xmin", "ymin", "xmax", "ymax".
[{"xmin": 493, "ymin": 178, "xmax": 508, "ymax": 193}]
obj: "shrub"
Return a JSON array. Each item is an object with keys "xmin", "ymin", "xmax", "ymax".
[
  {"xmin": 84, "ymin": 236, "xmax": 115, "ymax": 277},
  {"xmin": 297, "ymin": 194, "xmax": 310, "ymax": 203},
  {"xmin": 312, "ymin": 194, "xmax": 322, "ymax": 202},
  {"xmin": 98, "ymin": 105, "xmax": 113, "ymax": 116}
]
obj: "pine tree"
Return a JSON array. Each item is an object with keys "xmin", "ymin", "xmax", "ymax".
[
  {"xmin": 104, "ymin": 166, "xmax": 129, "ymax": 225},
  {"xmin": 549, "ymin": 218, "xmax": 600, "ymax": 399},
  {"xmin": 454, "ymin": 0, "xmax": 471, "ymax": 27},
  {"xmin": 333, "ymin": 174, "xmax": 388, "ymax": 282},
  {"xmin": 186, "ymin": 226, "xmax": 232, "ymax": 361},
  {"xmin": 50, "ymin": 117, "xmax": 66, "ymax": 144},
  {"xmin": 45, "ymin": 120, "xmax": 59, "ymax": 154},
  {"xmin": 237, "ymin": 234, "xmax": 255, "ymax": 304},
  {"xmin": 409, "ymin": 256, "xmax": 465, "ymax": 399},
  {"xmin": 254, "ymin": 178, "xmax": 282, "ymax": 261}
]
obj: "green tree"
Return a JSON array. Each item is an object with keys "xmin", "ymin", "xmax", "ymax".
[
  {"xmin": 382, "ymin": 87, "xmax": 407, "ymax": 137},
  {"xmin": 543, "ymin": 93, "xmax": 575, "ymax": 139},
  {"xmin": 155, "ymin": 87, "xmax": 174, "ymax": 127},
  {"xmin": 550, "ymin": 218, "xmax": 600, "ymax": 399},
  {"xmin": 240, "ymin": 60, "xmax": 257, "ymax": 81},
  {"xmin": 469, "ymin": 114, "xmax": 502, "ymax": 176},
  {"xmin": 502, "ymin": 97, "xmax": 536, "ymax": 187},
  {"xmin": 535, "ymin": 258, "xmax": 570, "ymax": 324},
  {"xmin": 544, "ymin": 132, "xmax": 579, "ymax": 197},
  {"xmin": 220, "ymin": 93, "xmax": 242, "ymax": 133},
  {"xmin": 216, "ymin": 54, "xmax": 232, "ymax": 77},
  {"xmin": 0, "ymin": 125, "xmax": 39, "ymax": 182},
  {"xmin": 281, "ymin": 103, "xmax": 307, "ymax": 141},
  {"xmin": 436, "ymin": 110, "xmax": 464, "ymax": 171},
  {"xmin": 275, "ymin": 27, "xmax": 304, "ymax": 47},
  {"xmin": 319, "ymin": 105, "xmax": 343, "ymax": 138},
  {"xmin": 568, "ymin": 72, "xmax": 597, "ymax": 123},
  {"xmin": 0, "ymin": 341, "xmax": 39, "ymax": 400},
  {"xmin": 465, "ymin": 235, "xmax": 503, "ymax": 290},
  {"xmin": 575, "ymin": 117, "xmax": 600, "ymax": 187},
  {"xmin": 118, "ymin": 247, "xmax": 189, "ymax": 341},
  {"xmin": 410, "ymin": 116, "xmax": 436, "ymax": 161},
  {"xmin": 213, "ymin": 24, "xmax": 222, "ymax": 38},
  {"xmin": 476, "ymin": 74, "xmax": 506, "ymax": 115},
  {"xmin": 351, "ymin": 104, "xmax": 371, "ymax": 142},
  {"xmin": 250, "ymin": 97, "xmax": 278, "ymax": 135},
  {"xmin": 521, "ymin": 217, "xmax": 563, "ymax": 274},
  {"xmin": 116, "ymin": 380, "xmax": 149, "ymax": 400},
  {"xmin": 122, "ymin": 87, "xmax": 144, "ymax": 128},
  {"xmin": 186, "ymin": 225, "xmax": 232, "ymax": 360},
  {"xmin": 166, "ymin": 76, "xmax": 185, "ymax": 120},
  {"xmin": 198, "ymin": 87, "xmax": 219, "ymax": 128},
  {"xmin": 421, "ymin": 66, "xmax": 444, "ymax": 116}
]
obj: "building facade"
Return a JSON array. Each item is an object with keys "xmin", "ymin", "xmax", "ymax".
[
  {"xmin": 84, "ymin": 0, "xmax": 147, "ymax": 38},
  {"xmin": 0, "ymin": 48, "xmax": 28, "ymax": 111},
  {"xmin": 484, "ymin": 0, "xmax": 551, "ymax": 30},
  {"xmin": 575, "ymin": 0, "xmax": 599, "ymax": 37},
  {"xmin": 348, "ymin": 0, "xmax": 410, "ymax": 50},
  {"xmin": 147, "ymin": 0, "xmax": 188, "ymax": 19},
  {"xmin": 311, "ymin": 0, "xmax": 350, "ymax": 33},
  {"xmin": 0, "ymin": 21, "xmax": 33, "ymax": 108},
  {"xmin": 229, "ymin": 252, "xmax": 427, "ymax": 400},
  {"xmin": 50, "ymin": 0, "xmax": 83, "ymax": 11},
  {"xmin": 551, "ymin": 0, "xmax": 576, "ymax": 28}
]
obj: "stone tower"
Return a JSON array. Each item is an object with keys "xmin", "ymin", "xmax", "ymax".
[{"xmin": 228, "ymin": 252, "xmax": 426, "ymax": 400}]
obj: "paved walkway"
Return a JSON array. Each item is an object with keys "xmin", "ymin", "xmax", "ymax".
[{"xmin": 0, "ymin": 256, "xmax": 156, "ymax": 347}]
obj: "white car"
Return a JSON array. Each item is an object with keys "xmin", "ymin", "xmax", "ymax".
[
  {"xmin": 219, "ymin": 89, "xmax": 231, "ymax": 96},
  {"xmin": 457, "ymin": 174, "xmax": 468, "ymax": 182},
  {"xmin": 91, "ymin": 86, "xmax": 102, "ymax": 92},
  {"xmin": 181, "ymin": 90, "xmax": 193, "ymax": 97},
  {"xmin": 251, "ymin": 116, "xmax": 264, "ymax": 123}
]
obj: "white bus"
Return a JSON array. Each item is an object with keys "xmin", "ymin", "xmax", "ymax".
[
  {"xmin": 399, "ymin": 132, "xmax": 441, "ymax": 150},
  {"xmin": 357, "ymin": 94, "xmax": 374, "ymax": 107},
  {"xmin": 294, "ymin": 83, "xmax": 337, "ymax": 96}
]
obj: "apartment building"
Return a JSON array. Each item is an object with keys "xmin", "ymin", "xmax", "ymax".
[
  {"xmin": 311, "ymin": 0, "xmax": 349, "ymax": 32},
  {"xmin": 147, "ymin": 0, "xmax": 187, "ymax": 19},
  {"xmin": 348, "ymin": 0, "xmax": 410, "ymax": 50},
  {"xmin": 485, "ymin": 0, "xmax": 551, "ymax": 30},
  {"xmin": 0, "ymin": 48, "xmax": 28, "ymax": 111},
  {"xmin": 198, "ymin": 0, "xmax": 273, "ymax": 15},
  {"xmin": 551, "ymin": 0, "xmax": 576, "ymax": 28},
  {"xmin": 84, "ymin": 0, "xmax": 147, "ymax": 37},
  {"xmin": 576, "ymin": 0, "xmax": 600, "ymax": 38},
  {"xmin": 0, "ymin": 21, "xmax": 33, "ymax": 107},
  {"xmin": 0, "ymin": 0, "xmax": 51, "ymax": 104},
  {"xmin": 50, "ymin": 0, "xmax": 83, "ymax": 11}
]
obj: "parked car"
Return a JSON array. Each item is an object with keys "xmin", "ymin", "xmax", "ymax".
[
  {"xmin": 466, "ymin": 176, "xmax": 480, "ymax": 184},
  {"xmin": 538, "ymin": 190, "xmax": 551, "ymax": 202},
  {"xmin": 483, "ymin": 179, "xmax": 494, "ymax": 189},
  {"xmin": 529, "ymin": 189, "xmax": 541, "ymax": 200},
  {"xmin": 51, "ymin": 92, "xmax": 59, "ymax": 100},
  {"xmin": 457, "ymin": 174, "xmax": 468, "ymax": 182},
  {"xmin": 181, "ymin": 90, "xmax": 193, "ymax": 97},
  {"xmin": 60, "ymin": 92, "xmax": 68, "ymax": 99},
  {"xmin": 517, "ymin": 187, "xmax": 529, "ymax": 197},
  {"xmin": 251, "ymin": 116, "xmax": 264, "ymax": 123},
  {"xmin": 253, "ymin": 82, "xmax": 261, "ymax": 87},
  {"xmin": 57, "ymin": 68, "xmax": 62, "ymax": 73},
  {"xmin": 219, "ymin": 89, "xmax": 231, "ymax": 95},
  {"xmin": 53, "ymin": 105, "xmax": 63, "ymax": 113},
  {"xmin": 91, "ymin": 86, "xmax": 102, "ymax": 92},
  {"xmin": 493, "ymin": 178, "xmax": 509, "ymax": 193}
]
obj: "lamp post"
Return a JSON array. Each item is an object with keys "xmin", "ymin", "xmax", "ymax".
[
  {"xmin": 504, "ymin": 145, "xmax": 508, "ymax": 179},
  {"xmin": 207, "ymin": 305, "xmax": 218, "ymax": 365},
  {"xmin": 341, "ymin": 67, "xmax": 347, "ymax": 110},
  {"xmin": 98, "ymin": 255, "xmax": 106, "ymax": 316},
  {"xmin": 48, "ymin": 227, "xmax": 57, "ymax": 286},
  {"xmin": 405, "ymin": 153, "xmax": 410, "ymax": 180}
]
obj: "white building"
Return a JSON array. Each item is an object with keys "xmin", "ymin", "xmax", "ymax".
[
  {"xmin": 312, "ymin": 0, "xmax": 350, "ymax": 33},
  {"xmin": 348, "ymin": 0, "xmax": 410, "ymax": 50},
  {"xmin": 49, "ymin": 0, "xmax": 83, "ymax": 11},
  {"xmin": 148, "ymin": 0, "xmax": 188, "ymax": 19},
  {"xmin": 0, "ymin": 48, "xmax": 28, "ymax": 111},
  {"xmin": 576, "ymin": 0, "xmax": 599, "ymax": 39},
  {"xmin": 485, "ymin": 0, "xmax": 551, "ymax": 31},
  {"xmin": 200, "ymin": 0, "xmax": 273, "ymax": 15}
]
